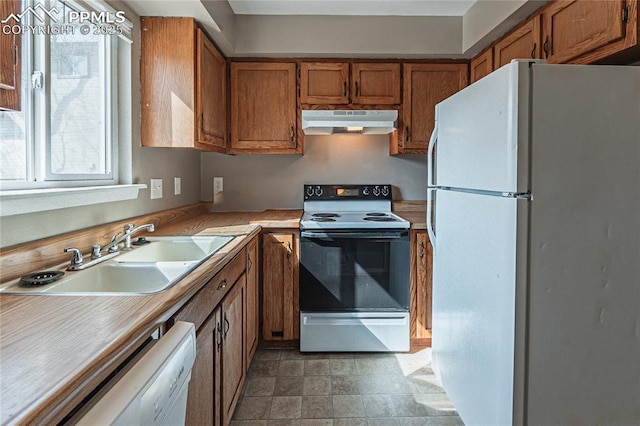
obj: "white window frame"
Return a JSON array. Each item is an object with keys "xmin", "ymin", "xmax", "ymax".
[{"xmin": 0, "ymin": 0, "xmax": 144, "ymax": 216}]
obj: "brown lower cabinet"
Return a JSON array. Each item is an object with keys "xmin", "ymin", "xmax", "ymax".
[
  {"xmin": 245, "ymin": 237, "xmax": 259, "ymax": 365},
  {"xmin": 221, "ymin": 275, "xmax": 246, "ymax": 425},
  {"xmin": 173, "ymin": 239, "xmax": 257, "ymax": 425},
  {"xmin": 261, "ymin": 231, "xmax": 299, "ymax": 341},
  {"xmin": 411, "ymin": 230, "xmax": 433, "ymax": 342}
]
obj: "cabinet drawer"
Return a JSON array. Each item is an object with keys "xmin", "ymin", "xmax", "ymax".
[{"xmin": 175, "ymin": 247, "xmax": 246, "ymax": 330}]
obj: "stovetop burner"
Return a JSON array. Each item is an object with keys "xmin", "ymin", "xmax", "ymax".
[
  {"xmin": 366, "ymin": 212, "xmax": 389, "ymax": 217},
  {"xmin": 312, "ymin": 213, "xmax": 340, "ymax": 218},
  {"xmin": 311, "ymin": 217, "xmax": 336, "ymax": 222},
  {"xmin": 363, "ymin": 216, "xmax": 398, "ymax": 222}
]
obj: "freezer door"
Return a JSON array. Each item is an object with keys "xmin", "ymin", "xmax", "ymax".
[
  {"xmin": 432, "ymin": 189, "xmax": 527, "ymax": 426},
  {"xmin": 434, "ymin": 60, "xmax": 532, "ymax": 193}
]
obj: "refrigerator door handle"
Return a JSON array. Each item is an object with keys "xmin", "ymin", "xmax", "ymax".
[
  {"xmin": 428, "ymin": 122, "xmax": 438, "ymax": 187},
  {"xmin": 426, "ymin": 188, "xmax": 436, "ymax": 250}
]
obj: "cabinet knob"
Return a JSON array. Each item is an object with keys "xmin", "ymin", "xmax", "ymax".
[
  {"xmin": 419, "ymin": 241, "xmax": 425, "ymax": 258},
  {"xmin": 247, "ymin": 253, "xmax": 253, "ymax": 272},
  {"xmin": 217, "ymin": 278, "xmax": 228, "ymax": 290},
  {"xmin": 290, "ymin": 126, "xmax": 295, "ymax": 142},
  {"xmin": 286, "ymin": 241, "xmax": 292, "ymax": 259},
  {"xmin": 531, "ymin": 42, "xmax": 537, "ymax": 59}
]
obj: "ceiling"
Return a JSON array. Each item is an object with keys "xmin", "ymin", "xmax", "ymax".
[
  {"xmin": 226, "ymin": 0, "xmax": 477, "ymax": 17},
  {"xmin": 122, "ymin": 0, "xmax": 546, "ymax": 58}
]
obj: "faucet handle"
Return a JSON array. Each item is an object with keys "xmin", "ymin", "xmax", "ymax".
[
  {"xmin": 91, "ymin": 244, "xmax": 102, "ymax": 259},
  {"xmin": 124, "ymin": 223, "xmax": 134, "ymax": 233},
  {"xmin": 64, "ymin": 247, "xmax": 84, "ymax": 268}
]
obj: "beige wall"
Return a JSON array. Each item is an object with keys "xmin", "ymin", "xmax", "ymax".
[
  {"xmin": 233, "ymin": 15, "xmax": 463, "ymax": 58},
  {"xmin": 0, "ymin": 2, "xmax": 202, "ymax": 248},
  {"xmin": 201, "ymin": 135, "xmax": 427, "ymax": 211}
]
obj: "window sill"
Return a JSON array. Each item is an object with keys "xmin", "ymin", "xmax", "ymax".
[{"xmin": 0, "ymin": 184, "xmax": 147, "ymax": 217}]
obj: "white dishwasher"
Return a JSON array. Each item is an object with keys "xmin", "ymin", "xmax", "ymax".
[{"xmin": 75, "ymin": 321, "xmax": 196, "ymax": 426}]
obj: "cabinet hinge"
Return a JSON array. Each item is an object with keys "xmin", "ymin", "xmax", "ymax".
[{"xmin": 622, "ymin": 6, "xmax": 630, "ymax": 23}]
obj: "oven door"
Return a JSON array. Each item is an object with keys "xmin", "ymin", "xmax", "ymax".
[{"xmin": 299, "ymin": 229, "xmax": 410, "ymax": 311}]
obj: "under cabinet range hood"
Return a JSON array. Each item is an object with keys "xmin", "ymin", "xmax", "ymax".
[{"xmin": 302, "ymin": 110, "xmax": 398, "ymax": 135}]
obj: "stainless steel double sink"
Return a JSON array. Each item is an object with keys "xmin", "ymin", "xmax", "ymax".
[{"xmin": 0, "ymin": 236, "xmax": 234, "ymax": 296}]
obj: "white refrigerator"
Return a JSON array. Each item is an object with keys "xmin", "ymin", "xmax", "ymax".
[{"xmin": 428, "ymin": 60, "xmax": 639, "ymax": 426}]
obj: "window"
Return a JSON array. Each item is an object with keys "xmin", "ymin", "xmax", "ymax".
[{"xmin": 0, "ymin": 0, "xmax": 132, "ymax": 190}]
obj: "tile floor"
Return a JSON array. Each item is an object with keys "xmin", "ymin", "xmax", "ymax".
[{"xmin": 231, "ymin": 348, "xmax": 463, "ymax": 426}]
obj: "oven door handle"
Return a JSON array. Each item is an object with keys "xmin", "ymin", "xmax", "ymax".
[{"xmin": 301, "ymin": 231, "xmax": 408, "ymax": 240}]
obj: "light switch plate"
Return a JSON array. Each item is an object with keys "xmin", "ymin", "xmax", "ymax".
[
  {"xmin": 174, "ymin": 177, "xmax": 181, "ymax": 195},
  {"xmin": 150, "ymin": 179, "xmax": 163, "ymax": 199}
]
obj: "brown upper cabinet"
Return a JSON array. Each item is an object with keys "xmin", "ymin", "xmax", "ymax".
[
  {"xmin": 300, "ymin": 62, "xmax": 401, "ymax": 105},
  {"xmin": 541, "ymin": 0, "xmax": 638, "ymax": 64},
  {"xmin": 397, "ymin": 63, "xmax": 468, "ymax": 154},
  {"xmin": 493, "ymin": 15, "xmax": 542, "ymax": 69},
  {"xmin": 0, "ymin": 0, "xmax": 21, "ymax": 111},
  {"xmin": 300, "ymin": 62, "xmax": 349, "ymax": 104},
  {"xmin": 141, "ymin": 17, "xmax": 226, "ymax": 152},
  {"xmin": 230, "ymin": 62, "xmax": 300, "ymax": 154},
  {"xmin": 470, "ymin": 48, "xmax": 494, "ymax": 84},
  {"xmin": 470, "ymin": 0, "xmax": 639, "ymax": 81}
]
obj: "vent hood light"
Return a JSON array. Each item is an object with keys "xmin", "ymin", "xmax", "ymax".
[{"xmin": 302, "ymin": 110, "xmax": 397, "ymax": 135}]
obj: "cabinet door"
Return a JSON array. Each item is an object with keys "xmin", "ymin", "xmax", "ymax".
[
  {"xmin": 542, "ymin": 0, "xmax": 629, "ymax": 64},
  {"xmin": 493, "ymin": 15, "xmax": 542, "ymax": 69},
  {"xmin": 351, "ymin": 63, "xmax": 401, "ymax": 105},
  {"xmin": 0, "ymin": 0, "xmax": 21, "ymax": 111},
  {"xmin": 300, "ymin": 62, "xmax": 349, "ymax": 104},
  {"xmin": 141, "ymin": 17, "xmax": 196, "ymax": 148},
  {"xmin": 245, "ymin": 237, "xmax": 259, "ymax": 367},
  {"xmin": 230, "ymin": 62, "xmax": 298, "ymax": 153},
  {"xmin": 184, "ymin": 308, "xmax": 221, "ymax": 426},
  {"xmin": 221, "ymin": 275, "xmax": 246, "ymax": 425},
  {"xmin": 262, "ymin": 232, "xmax": 298, "ymax": 340},
  {"xmin": 470, "ymin": 48, "xmax": 494, "ymax": 84},
  {"xmin": 196, "ymin": 29, "xmax": 226, "ymax": 152},
  {"xmin": 401, "ymin": 64, "xmax": 468, "ymax": 152},
  {"xmin": 411, "ymin": 231, "xmax": 433, "ymax": 340}
]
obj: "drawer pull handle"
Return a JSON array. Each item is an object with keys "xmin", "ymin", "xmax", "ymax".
[
  {"xmin": 286, "ymin": 241, "xmax": 292, "ymax": 259},
  {"xmin": 419, "ymin": 241, "xmax": 425, "ymax": 259},
  {"xmin": 217, "ymin": 278, "xmax": 228, "ymax": 290},
  {"xmin": 248, "ymin": 253, "xmax": 253, "ymax": 272}
]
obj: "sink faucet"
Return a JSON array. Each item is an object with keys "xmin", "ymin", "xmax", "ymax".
[
  {"xmin": 64, "ymin": 223, "xmax": 155, "ymax": 270},
  {"xmin": 99, "ymin": 223, "xmax": 155, "ymax": 256}
]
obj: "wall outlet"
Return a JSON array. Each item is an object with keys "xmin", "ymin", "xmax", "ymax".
[
  {"xmin": 150, "ymin": 178, "xmax": 163, "ymax": 199},
  {"xmin": 213, "ymin": 177, "xmax": 224, "ymax": 204},
  {"xmin": 174, "ymin": 177, "xmax": 181, "ymax": 195}
]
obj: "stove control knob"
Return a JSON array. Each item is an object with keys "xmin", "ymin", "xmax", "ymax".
[
  {"xmin": 315, "ymin": 186, "xmax": 323, "ymax": 197},
  {"xmin": 306, "ymin": 186, "xmax": 315, "ymax": 197},
  {"xmin": 381, "ymin": 186, "xmax": 390, "ymax": 196},
  {"xmin": 373, "ymin": 186, "xmax": 381, "ymax": 197},
  {"xmin": 362, "ymin": 186, "xmax": 370, "ymax": 196}
]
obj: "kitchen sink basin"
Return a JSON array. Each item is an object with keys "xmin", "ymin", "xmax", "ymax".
[
  {"xmin": 0, "ymin": 235, "xmax": 235, "ymax": 295},
  {"xmin": 116, "ymin": 236, "xmax": 233, "ymax": 263},
  {"xmin": 6, "ymin": 262, "xmax": 192, "ymax": 295}
]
